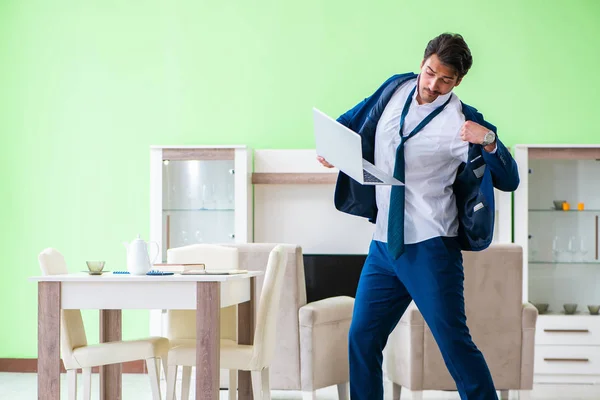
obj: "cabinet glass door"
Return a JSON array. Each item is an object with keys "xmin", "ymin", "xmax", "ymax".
[
  {"xmin": 528, "ymin": 158, "xmax": 600, "ymax": 315},
  {"xmin": 161, "ymin": 159, "xmax": 235, "ymax": 262}
]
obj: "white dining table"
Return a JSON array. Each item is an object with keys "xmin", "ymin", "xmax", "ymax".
[{"xmin": 30, "ymin": 271, "xmax": 262, "ymax": 400}]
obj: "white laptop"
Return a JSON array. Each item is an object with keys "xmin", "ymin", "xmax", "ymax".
[{"xmin": 313, "ymin": 107, "xmax": 404, "ymax": 186}]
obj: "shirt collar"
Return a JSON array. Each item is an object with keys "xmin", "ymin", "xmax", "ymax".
[{"xmin": 412, "ymin": 75, "xmax": 453, "ymax": 107}]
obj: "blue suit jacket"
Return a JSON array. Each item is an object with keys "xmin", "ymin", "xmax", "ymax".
[{"xmin": 333, "ymin": 73, "xmax": 519, "ymax": 251}]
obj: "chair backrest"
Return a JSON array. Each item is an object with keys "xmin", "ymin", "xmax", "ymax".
[
  {"xmin": 166, "ymin": 244, "xmax": 239, "ymax": 340},
  {"xmin": 167, "ymin": 243, "xmax": 305, "ymax": 389},
  {"xmin": 37, "ymin": 249, "xmax": 87, "ymax": 370},
  {"xmin": 462, "ymin": 244, "xmax": 523, "ymax": 385},
  {"xmin": 249, "ymin": 245, "xmax": 288, "ymax": 370},
  {"xmin": 420, "ymin": 243, "xmax": 524, "ymax": 389},
  {"xmin": 222, "ymin": 243, "xmax": 306, "ymax": 390}
]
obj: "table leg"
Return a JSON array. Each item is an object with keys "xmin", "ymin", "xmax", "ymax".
[
  {"xmin": 196, "ymin": 281, "xmax": 221, "ymax": 400},
  {"xmin": 38, "ymin": 282, "xmax": 61, "ymax": 400},
  {"xmin": 238, "ymin": 276, "xmax": 256, "ymax": 400},
  {"xmin": 100, "ymin": 310, "xmax": 122, "ymax": 400}
]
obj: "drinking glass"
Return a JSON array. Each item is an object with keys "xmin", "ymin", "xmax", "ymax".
[
  {"xmin": 552, "ymin": 236, "xmax": 565, "ymax": 262},
  {"xmin": 577, "ymin": 237, "xmax": 588, "ymax": 262},
  {"xmin": 202, "ymin": 184, "xmax": 216, "ymax": 209},
  {"xmin": 567, "ymin": 236, "xmax": 578, "ymax": 262},
  {"xmin": 528, "ymin": 235, "xmax": 538, "ymax": 261}
]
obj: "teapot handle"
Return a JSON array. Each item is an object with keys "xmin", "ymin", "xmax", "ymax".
[{"xmin": 149, "ymin": 241, "xmax": 160, "ymax": 264}]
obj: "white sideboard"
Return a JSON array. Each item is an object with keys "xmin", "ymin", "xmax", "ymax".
[
  {"xmin": 252, "ymin": 149, "xmax": 513, "ymax": 254},
  {"xmin": 253, "ymin": 149, "xmax": 374, "ymax": 254}
]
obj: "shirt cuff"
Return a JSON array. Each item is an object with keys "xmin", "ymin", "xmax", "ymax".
[{"xmin": 486, "ymin": 145, "xmax": 497, "ymax": 154}]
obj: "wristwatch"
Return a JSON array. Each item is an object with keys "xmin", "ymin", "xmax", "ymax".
[{"xmin": 482, "ymin": 130, "xmax": 496, "ymax": 146}]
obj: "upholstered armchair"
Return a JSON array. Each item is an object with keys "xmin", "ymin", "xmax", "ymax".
[{"xmin": 384, "ymin": 244, "xmax": 537, "ymax": 400}]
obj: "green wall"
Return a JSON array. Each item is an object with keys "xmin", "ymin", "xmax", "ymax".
[{"xmin": 1, "ymin": 0, "xmax": 599, "ymax": 358}]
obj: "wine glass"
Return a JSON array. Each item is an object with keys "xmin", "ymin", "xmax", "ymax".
[
  {"xmin": 552, "ymin": 236, "xmax": 565, "ymax": 263},
  {"xmin": 528, "ymin": 235, "xmax": 538, "ymax": 262},
  {"xmin": 577, "ymin": 237, "xmax": 588, "ymax": 262},
  {"xmin": 202, "ymin": 183, "xmax": 216, "ymax": 209},
  {"xmin": 567, "ymin": 236, "xmax": 578, "ymax": 262},
  {"xmin": 195, "ymin": 230, "xmax": 203, "ymax": 244},
  {"xmin": 227, "ymin": 183, "xmax": 234, "ymax": 209}
]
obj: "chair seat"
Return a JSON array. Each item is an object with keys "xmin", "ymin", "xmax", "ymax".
[
  {"xmin": 168, "ymin": 339, "xmax": 255, "ymax": 371},
  {"xmin": 72, "ymin": 337, "xmax": 169, "ymax": 368}
]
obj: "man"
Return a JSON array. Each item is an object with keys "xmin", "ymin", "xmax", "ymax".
[{"xmin": 317, "ymin": 33, "xmax": 519, "ymax": 399}]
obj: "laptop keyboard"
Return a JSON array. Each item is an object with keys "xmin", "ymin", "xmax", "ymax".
[{"xmin": 363, "ymin": 170, "xmax": 383, "ymax": 183}]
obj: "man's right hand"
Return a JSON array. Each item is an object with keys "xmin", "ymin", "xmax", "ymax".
[{"xmin": 316, "ymin": 156, "xmax": 334, "ymax": 168}]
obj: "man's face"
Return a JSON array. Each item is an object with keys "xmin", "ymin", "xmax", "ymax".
[{"xmin": 418, "ymin": 54, "xmax": 462, "ymax": 103}]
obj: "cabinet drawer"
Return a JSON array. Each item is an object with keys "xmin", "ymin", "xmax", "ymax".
[
  {"xmin": 536, "ymin": 315, "xmax": 600, "ymax": 345},
  {"xmin": 535, "ymin": 345, "xmax": 600, "ymax": 375}
]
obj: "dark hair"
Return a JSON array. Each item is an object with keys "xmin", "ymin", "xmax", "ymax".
[{"xmin": 424, "ymin": 33, "xmax": 472, "ymax": 78}]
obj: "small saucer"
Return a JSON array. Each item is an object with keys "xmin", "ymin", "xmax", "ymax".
[{"xmin": 82, "ymin": 271, "xmax": 110, "ymax": 275}]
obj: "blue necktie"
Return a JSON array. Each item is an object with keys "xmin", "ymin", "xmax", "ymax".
[{"xmin": 387, "ymin": 86, "xmax": 453, "ymax": 259}]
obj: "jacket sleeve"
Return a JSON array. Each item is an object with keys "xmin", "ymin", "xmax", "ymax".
[
  {"xmin": 463, "ymin": 103, "xmax": 520, "ymax": 192},
  {"xmin": 337, "ymin": 97, "xmax": 369, "ymax": 128},
  {"xmin": 482, "ymin": 138, "xmax": 520, "ymax": 192},
  {"xmin": 467, "ymin": 107, "xmax": 520, "ymax": 192}
]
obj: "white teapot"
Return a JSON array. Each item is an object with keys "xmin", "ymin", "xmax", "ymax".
[{"xmin": 123, "ymin": 234, "xmax": 159, "ymax": 275}]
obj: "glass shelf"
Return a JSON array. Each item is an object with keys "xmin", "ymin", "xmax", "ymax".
[
  {"xmin": 529, "ymin": 261, "xmax": 600, "ymax": 265},
  {"xmin": 537, "ymin": 312, "xmax": 600, "ymax": 317},
  {"xmin": 163, "ymin": 208, "xmax": 235, "ymax": 212},
  {"xmin": 529, "ymin": 209, "xmax": 600, "ymax": 212}
]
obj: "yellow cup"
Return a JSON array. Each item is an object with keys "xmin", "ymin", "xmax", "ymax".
[
  {"xmin": 578, "ymin": 202, "xmax": 585, "ymax": 211},
  {"xmin": 562, "ymin": 202, "xmax": 570, "ymax": 211}
]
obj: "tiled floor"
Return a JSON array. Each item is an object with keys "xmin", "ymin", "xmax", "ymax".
[{"xmin": 1, "ymin": 372, "xmax": 600, "ymax": 399}]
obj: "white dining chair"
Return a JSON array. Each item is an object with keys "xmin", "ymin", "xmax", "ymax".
[
  {"xmin": 165, "ymin": 244, "xmax": 288, "ymax": 400},
  {"xmin": 38, "ymin": 248, "xmax": 170, "ymax": 400},
  {"xmin": 160, "ymin": 243, "xmax": 241, "ymax": 398}
]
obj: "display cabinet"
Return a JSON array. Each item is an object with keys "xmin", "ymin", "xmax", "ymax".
[
  {"xmin": 514, "ymin": 145, "xmax": 600, "ymax": 383},
  {"xmin": 149, "ymin": 145, "xmax": 252, "ymax": 336}
]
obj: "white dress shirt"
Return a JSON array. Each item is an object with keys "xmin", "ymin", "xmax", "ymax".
[{"xmin": 373, "ymin": 77, "xmax": 469, "ymax": 244}]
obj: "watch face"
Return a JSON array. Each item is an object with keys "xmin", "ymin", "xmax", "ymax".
[{"xmin": 484, "ymin": 132, "xmax": 495, "ymax": 145}]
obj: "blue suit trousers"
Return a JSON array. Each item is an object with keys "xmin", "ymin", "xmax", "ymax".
[{"xmin": 348, "ymin": 238, "xmax": 497, "ymax": 400}]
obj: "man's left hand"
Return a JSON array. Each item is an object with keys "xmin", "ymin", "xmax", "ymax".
[{"xmin": 460, "ymin": 121, "xmax": 497, "ymax": 152}]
